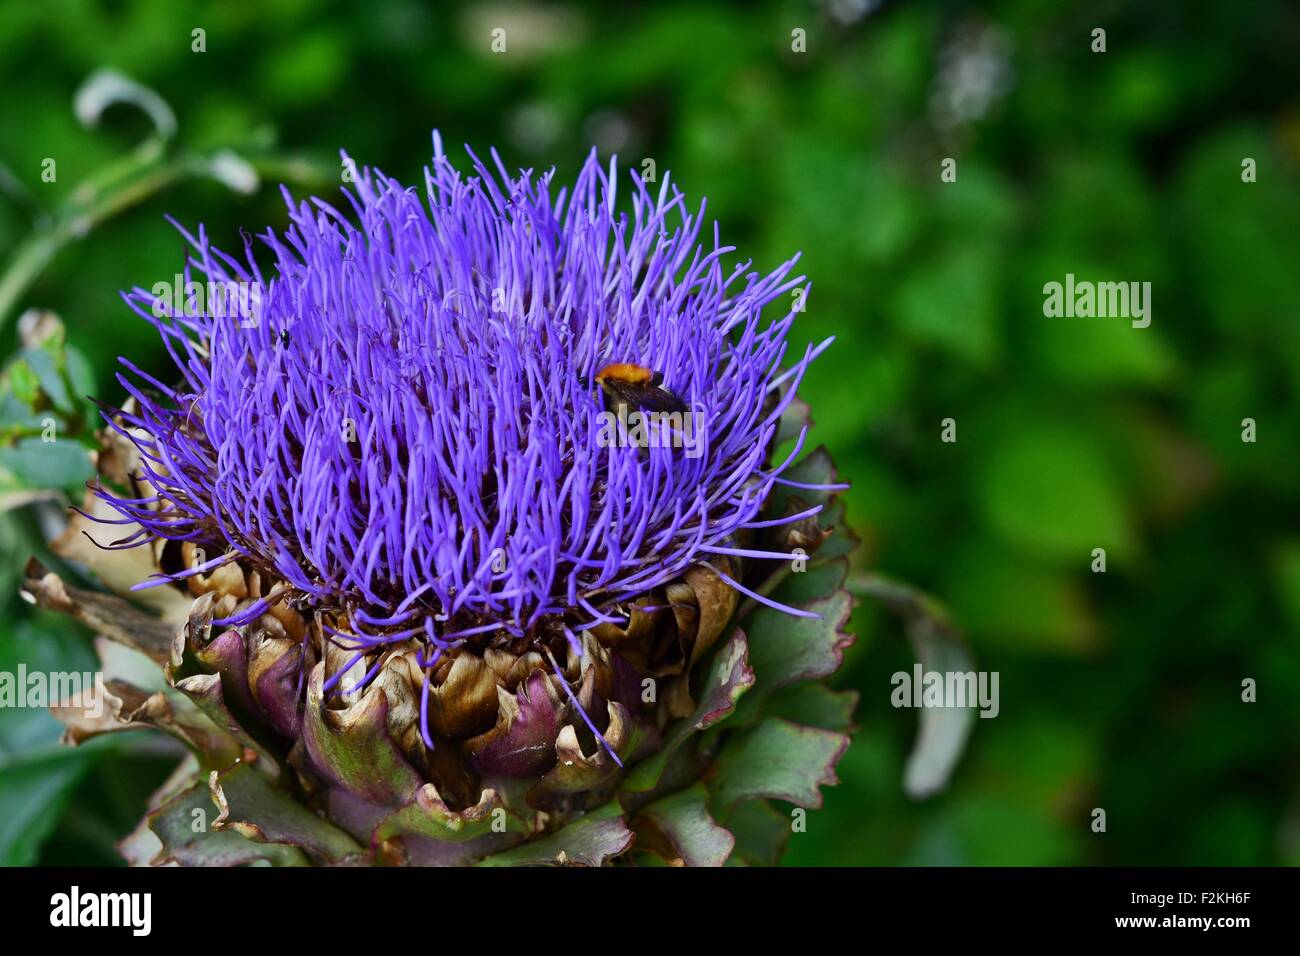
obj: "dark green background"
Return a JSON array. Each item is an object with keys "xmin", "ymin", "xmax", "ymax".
[{"xmin": 1, "ymin": 0, "xmax": 1297, "ymax": 865}]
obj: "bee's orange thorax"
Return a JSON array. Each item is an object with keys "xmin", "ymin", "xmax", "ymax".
[{"xmin": 595, "ymin": 362, "xmax": 654, "ymax": 385}]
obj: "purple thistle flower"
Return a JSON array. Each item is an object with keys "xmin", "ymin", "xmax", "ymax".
[
  {"xmin": 23, "ymin": 133, "xmax": 865, "ymax": 865},
  {"xmin": 95, "ymin": 134, "xmax": 834, "ymax": 754}
]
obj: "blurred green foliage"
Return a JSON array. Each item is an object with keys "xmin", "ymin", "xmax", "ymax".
[{"xmin": 0, "ymin": 0, "xmax": 1297, "ymax": 865}]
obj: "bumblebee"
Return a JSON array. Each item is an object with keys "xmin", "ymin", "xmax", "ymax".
[{"xmin": 593, "ymin": 363, "xmax": 687, "ymax": 414}]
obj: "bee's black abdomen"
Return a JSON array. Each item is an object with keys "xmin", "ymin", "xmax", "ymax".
[{"xmin": 598, "ymin": 378, "xmax": 688, "ymax": 415}]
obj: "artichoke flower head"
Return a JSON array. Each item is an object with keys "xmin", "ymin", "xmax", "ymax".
[{"xmin": 26, "ymin": 134, "xmax": 857, "ymax": 866}]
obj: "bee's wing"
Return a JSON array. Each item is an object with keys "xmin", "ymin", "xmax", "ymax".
[{"xmin": 601, "ymin": 380, "xmax": 688, "ymax": 414}]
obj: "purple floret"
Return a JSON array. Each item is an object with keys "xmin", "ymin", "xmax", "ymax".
[{"xmin": 98, "ymin": 133, "xmax": 829, "ymax": 648}]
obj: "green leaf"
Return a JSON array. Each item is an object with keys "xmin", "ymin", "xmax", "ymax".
[
  {"xmin": 810, "ymin": 500, "xmax": 858, "ymax": 561},
  {"xmin": 768, "ymin": 555, "xmax": 849, "ymax": 607},
  {"xmin": 64, "ymin": 346, "xmax": 96, "ymax": 401},
  {"xmin": 767, "ymin": 447, "xmax": 841, "ymax": 516},
  {"xmin": 0, "ymin": 392, "xmax": 45, "ymax": 434},
  {"xmin": 764, "ymin": 683, "xmax": 858, "ymax": 732},
  {"xmin": 477, "ymin": 802, "xmax": 633, "ymax": 867},
  {"xmin": 732, "ymin": 589, "xmax": 852, "ymax": 725},
  {"xmin": 209, "ymin": 762, "xmax": 362, "ymax": 864},
  {"xmin": 7, "ymin": 358, "xmax": 41, "ymax": 407},
  {"xmin": 0, "ymin": 619, "xmax": 103, "ymax": 865},
  {"xmin": 634, "ymin": 783, "xmax": 734, "ymax": 867},
  {"xmin": 0, "ymin": 749, "xmax": 94, "ymax": 865},
  {"xmin": 621, "ymin": 628, "xmax": 754, "ymax": 793},
  {"xmin": 774, "ymin": 393, "xmax": 811, "ymax": 448},
  {"xmin": 722, "ymin": 799, "xmax": 791, "ymax": 866},
  {"xmin": 139, "ymin": 776, "xmax": 310, "ymax": 867},
  {"xmin": 19, "ymin": 347, "xmax": 73, "ymax": 412},
  {"xmin": 708, "ymin": 717, "xmax": 847, "ymax": 810},
  {"xmin": 0, "ymin": 437, "xmax": 93, "ymax": 489}
]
